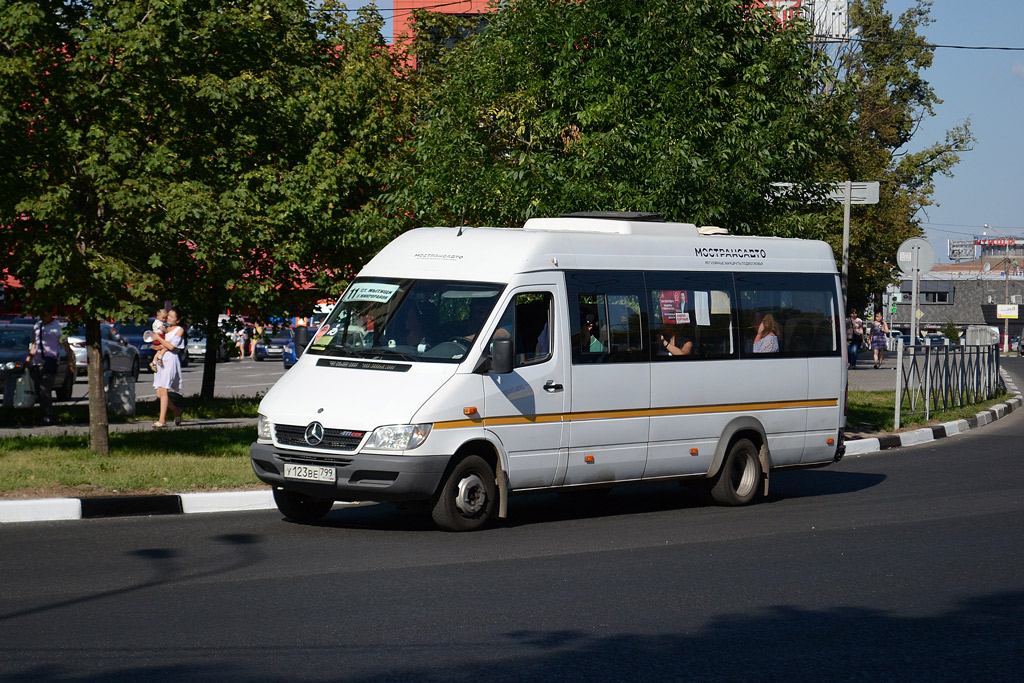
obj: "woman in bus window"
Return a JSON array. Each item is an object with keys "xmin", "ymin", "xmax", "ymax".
[
  {"xmin": 658, "ymin": 324, "xmax": 693, "ymax": 356},
  {"xmin": 752, "ymin": 313, "xmax": 780, "ymax": 353}
]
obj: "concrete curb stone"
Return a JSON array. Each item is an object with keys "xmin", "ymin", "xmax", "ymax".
[{"xmin": 2, "ymin": 371, "xmax": 1021, "ymax": 525}]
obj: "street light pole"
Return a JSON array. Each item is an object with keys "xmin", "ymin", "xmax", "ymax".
[{"xmin": 985, "ymin": 224, "xmax": 1012, "ymax": 352}]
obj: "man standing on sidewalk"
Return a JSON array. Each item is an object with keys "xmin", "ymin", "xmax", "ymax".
[{"xmin": 26, "ymin": 312, "xmax": 75, "ymax": 425}]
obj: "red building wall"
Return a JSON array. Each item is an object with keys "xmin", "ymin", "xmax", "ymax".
[{"xmin": 392, "ymin": 0, "xmax": 492, "ymax": 46}]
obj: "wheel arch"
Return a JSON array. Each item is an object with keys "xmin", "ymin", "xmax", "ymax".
[
  {"xmin": 451, "ymin": 436, "xmax": 509, "ymax": 519},
  {"xmin": 706, "ymin": 416, "xmax": 771, "ymax": 497}
]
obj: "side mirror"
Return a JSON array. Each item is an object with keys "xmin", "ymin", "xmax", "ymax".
[
  {"xmin": 490, "ymin": 339, "xmax": 513, "ymax": 374},
  {"xmin": 293, "ymin": 325, "xmax": 309, "ymax": 358}
]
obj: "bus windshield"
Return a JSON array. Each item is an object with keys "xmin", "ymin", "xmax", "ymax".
[{"xmin": 308, "ymin": 278, "xmax": 504, "ymax": 363}]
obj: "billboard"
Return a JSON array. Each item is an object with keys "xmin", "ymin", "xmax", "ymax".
[{"xmin": 948, "ymin": 240, "xmax": 976, "ymax": 261}]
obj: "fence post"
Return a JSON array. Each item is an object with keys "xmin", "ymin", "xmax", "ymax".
[{"xmin": 894, "ymin": 336, "xmax": 904, "ymax": 430}]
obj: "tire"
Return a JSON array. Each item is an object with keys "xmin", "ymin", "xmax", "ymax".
[
  {"xmin": 131, "ymin": 357, "xmax": 140, "ymax": 381},
  {"xmin": 709, "ymin": 438, "xmax": 763, "ymax": 506},
  {"xmin": 55, "ymin": 371, "xmax": 75, "ymax": 402},
  {"xmin": 430, "ymin": 455, "xmax": 496, "ymax": 532},
  {"xmin": 273, "ymin": 488, "xmax": 335, "ymax": 524}
]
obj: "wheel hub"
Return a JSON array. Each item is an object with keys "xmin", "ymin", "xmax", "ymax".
[{"xmin": 455, "ymin": 473, "xmax": 487, "ymax": 517}]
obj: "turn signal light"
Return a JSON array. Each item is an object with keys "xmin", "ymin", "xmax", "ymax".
[
  {"xmin": 464, "ymin": 406, "xmax": 478, "ymax": 416},
  {"xmin": 584, "ymin": 455, "xmax": 595, "ymax": 463}
]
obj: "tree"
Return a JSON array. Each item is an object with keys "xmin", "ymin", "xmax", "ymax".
[
  {"xmin": 828, "ymin": 0, "xmax": 974, "ymax": 312},
  {"xmin": 0, "ymin": 1, "xmax": 413, "ymax": 450},
  {"xmin": 397, "ymin": 0, "xmax": 846, "ymax": 232}
]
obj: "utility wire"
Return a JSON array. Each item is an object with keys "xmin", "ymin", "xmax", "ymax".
[{"xmin": 817, "ymin": 35, "xmax": 1024, "ymax": 51}]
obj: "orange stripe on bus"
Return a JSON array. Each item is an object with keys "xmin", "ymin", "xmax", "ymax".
[{"xmin": 431, "ymin": 398, "xmax": 838, "ymax": 429}]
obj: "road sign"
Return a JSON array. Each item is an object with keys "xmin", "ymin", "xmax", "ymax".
[
  {"xmin": 897, "ymin": 238, "xmax": 936, "ymax": 276},
  {"xmin": 826, "ymin": 181, "xmax": 880, "ymax": 205}
]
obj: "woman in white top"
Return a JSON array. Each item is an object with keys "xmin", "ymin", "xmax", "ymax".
[{"xmin": 152, "ymin": 307, "xmax": 185, "ymax": 428}]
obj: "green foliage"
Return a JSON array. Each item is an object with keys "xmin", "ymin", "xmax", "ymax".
[
  {"xmin": 942, "ymin": 318, "xmax": 961, "ymax": 344},
  {"xmin": 398, "ymin": 0, "xmax": 846, "ymax": 232},
  {"xmin": 1, "ymin": 1, "xmax": 414, "ymax": 406},
  {"xmin": 830, "ymin": 0, "xmax": 975, "ymax": 311}
]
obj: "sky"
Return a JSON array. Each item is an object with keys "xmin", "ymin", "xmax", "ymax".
[{"xmin": 347, "ymin": 2, "xmax": 1023, "ymax": 263}]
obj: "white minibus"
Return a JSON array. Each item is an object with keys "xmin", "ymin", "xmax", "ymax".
[{"xmin": 251, "ymin": 214, "xmax": 847, "ymax": 530}]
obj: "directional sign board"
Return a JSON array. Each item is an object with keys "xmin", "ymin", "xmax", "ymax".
[{"xmin": 826, "ymin": 181, "xmax": 880, "ymax": 205}]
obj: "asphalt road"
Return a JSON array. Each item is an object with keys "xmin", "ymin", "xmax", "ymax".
[{"xmin": 2, "ymin": 402, "xmax": 1023, "ymax": 681}]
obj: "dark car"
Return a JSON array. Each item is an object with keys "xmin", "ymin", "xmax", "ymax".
[
  {"xmin": 253, "ymin": 330, "xmax": 290, "ymax": 361},
  {"xmin": 0, "ymin": 324, "xmax": 76, "ymax": 406},
  {"xmin": 116, "ymin": 319, "xmax": 190, "ymax": 372}
]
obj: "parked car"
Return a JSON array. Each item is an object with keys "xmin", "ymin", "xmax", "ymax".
[
  {"xmin": 253, "ymin": 330, "xmax": 290, "ymax": 361},
  {"xmin": 0, "ymin": 324, "xmax": 76, "ymax": 405},
  {"xmin": 923, "ymin": 333, "xmax": 949, "ymax": 346},
  {"xmin": 282, "ymin": 332, "xmax": 297, "ymax": 369},
  {"xmin": 187, "ymin": 328, "xmax": 228, "ymax": 362},
  {"xmin": 66, "ymin": 323, "xmax": 140, "ymax": 379},
  {"xmin": 115, "ymin": 319, "xmax": 190, "ymax": 371}
]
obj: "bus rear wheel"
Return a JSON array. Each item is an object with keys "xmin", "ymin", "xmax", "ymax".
[
  {"xmin": 273, "ymin": 488, "xmax": 334, "ymax": 524},
  {"xmin": 431, "ymin": 455, "xmax": 496, "ymax": 532},
  {"xmin": 710, "ymin": 438, "xmax": 762, "ymax": 506}
]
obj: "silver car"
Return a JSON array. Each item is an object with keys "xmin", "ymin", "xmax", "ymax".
[{"xmin": 66, "ymin": 323, "xmax": 141, "ymax": 379}]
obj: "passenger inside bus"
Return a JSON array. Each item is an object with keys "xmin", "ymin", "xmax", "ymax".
[
  {"xmin": 657, "ymin": 324, "xmax": 693, "ymax": 356},
  {"xmin": 752, "ymin": 313, "xmax": 780, "ymax": 353},
  {"xmin": 582, "ymin": 313, "xmax": 604, "ymax": 353}
]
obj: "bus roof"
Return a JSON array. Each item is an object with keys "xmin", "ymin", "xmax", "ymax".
[{"xmin": 358, "ymin": 219, "xmax": 838, "ymax": 283}]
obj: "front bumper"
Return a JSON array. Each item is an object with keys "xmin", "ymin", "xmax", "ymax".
[{"xmin": 250, "ymin": 442, "xmax": 450, "ymax": 503}]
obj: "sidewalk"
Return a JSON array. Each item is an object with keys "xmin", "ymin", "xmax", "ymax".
[{"xmin": 0, "ymin": 415, "xmax": 256, "ymax": 439}]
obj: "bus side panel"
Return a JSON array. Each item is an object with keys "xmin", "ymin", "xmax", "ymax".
[
  {"xmin": 563, "ymin": 364, "xmax": 649, "ymax": 485},
  {"xmin": 648, "ymin": 358, "xmax": 809, "ymax": 474},
  {"xmin": 802, "ymin": 356, "xmax": 846, "ymax": 464}
]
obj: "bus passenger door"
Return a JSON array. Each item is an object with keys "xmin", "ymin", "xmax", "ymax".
[{"xmin": 483, "ymin": 288, "xmax": 568, "ymax": 490}]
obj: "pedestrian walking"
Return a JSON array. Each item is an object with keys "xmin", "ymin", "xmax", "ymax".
[
  {"xmin": 26, "ymin": 311, "xmax": 75, "ymax": 425},
  {"xmin": 869, "ymin": 311, "xmax": 889, "ymax": 369},
  {"xmin": 847, "ymin": 309, "xmax": 864, "ymax": 369}
]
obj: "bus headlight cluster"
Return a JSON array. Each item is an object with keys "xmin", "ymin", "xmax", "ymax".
[
  {"xmin": 256, "ymin": 414, "xmax": 273, "ymax": 443},
  {"xmin": 365, "ymin": 424, "xmax": 431, "ymax": 451}
]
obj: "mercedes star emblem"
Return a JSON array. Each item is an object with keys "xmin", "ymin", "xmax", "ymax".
[{"xmin": 304, "ymin": 421, "xmax": 325, "ymax": 446}]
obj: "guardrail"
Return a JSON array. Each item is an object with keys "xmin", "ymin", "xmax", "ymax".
[{"xmin": 894, "ymin": 341, "xmax": 1001, "ymax": 429}]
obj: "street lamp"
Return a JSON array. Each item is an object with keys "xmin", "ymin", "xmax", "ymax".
[{"xmin": 983, "ymin": 224, "xmax": 1015, "ymax": 352}]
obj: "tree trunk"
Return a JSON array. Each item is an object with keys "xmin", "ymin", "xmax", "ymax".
[
  {"xmin": 86, "ymin": 319, "xmax": 109, "ymax": 455},
  {"xmin": 200, "ymin": 308, "xmax": 219, "ymax": 400}
]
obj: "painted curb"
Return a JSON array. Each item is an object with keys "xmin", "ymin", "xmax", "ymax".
[{"xmin": 2, "ymin": 371, "xmax": 1021, "ymax": 525}]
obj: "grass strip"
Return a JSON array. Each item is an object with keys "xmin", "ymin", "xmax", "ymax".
[
  {"xmin": 847, "ymin": 390, "xmax": 1010, "ymax": 434},
  {"xmin": 0, "ymin": 427, "xmax": 258, "ymax": 498}
]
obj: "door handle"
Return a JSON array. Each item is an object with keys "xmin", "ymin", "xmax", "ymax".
[{"xmin": 543, "ymin": 380, "xmax": 563, "ymax": 393}]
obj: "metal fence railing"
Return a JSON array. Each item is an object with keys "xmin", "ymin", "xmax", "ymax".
[{"xmin": 894, "ymin": 341, "xmax": 1002, "ymax": 429}]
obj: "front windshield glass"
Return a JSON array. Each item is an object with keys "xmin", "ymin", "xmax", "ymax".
[{"xmin": 309, "ymin": 278, "xmax": 504, "ymax": 363}]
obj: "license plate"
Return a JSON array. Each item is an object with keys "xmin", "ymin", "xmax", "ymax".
[{"xmin": 284, "ymin": 463, "xmax": 336, "ymax": 483}]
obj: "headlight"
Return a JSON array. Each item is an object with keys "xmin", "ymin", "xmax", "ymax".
[
  {"xmin": 257, "ymin": 414, "xmax": 273, "ymax": 442},
  {"xmin": 365, "ymin": 424, "xmax": 432, "ymax": 451}
]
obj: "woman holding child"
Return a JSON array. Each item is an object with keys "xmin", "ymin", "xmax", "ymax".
[{"xmin": 152, "ymin": 307, "xmax": 186, "ymax": 428}]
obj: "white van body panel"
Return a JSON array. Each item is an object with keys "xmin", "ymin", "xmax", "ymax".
[{"xmin": 259, "ymin": 353, "xmax": 457, "ymax": 447}]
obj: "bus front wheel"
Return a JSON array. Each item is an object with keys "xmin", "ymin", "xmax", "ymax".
[
  {"xmin": 710, "ymin": 438, "xmax": 762, "ymax": 506},
  {"xmin": 431, "ymin": 455, "xmax": 496, "ymax": 532},
  {"xmin": 273, "ymin": 488, "xmax": 334, "ymax": 524}
]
